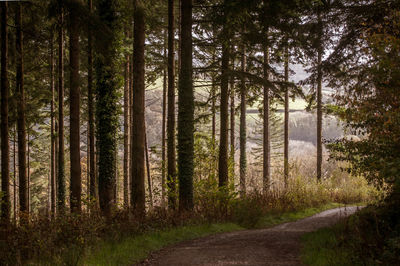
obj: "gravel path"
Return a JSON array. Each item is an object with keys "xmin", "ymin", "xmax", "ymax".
[{"xmin": 139, "ymin": 206, "xmax": 361, "ymax": 266}]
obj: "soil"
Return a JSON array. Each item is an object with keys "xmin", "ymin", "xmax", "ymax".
[{"xmin": 139, "ymin": 206, "xmax": 361, "ymax": 266}]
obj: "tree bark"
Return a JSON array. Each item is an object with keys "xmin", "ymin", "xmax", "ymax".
[
  {"xmin": 131, "ymin": 0, "xmax": 146, "ymax": 216},
  {"xmin": 57, "ymin": 0, "xmax": 66, "ymax": 213},
  {"xmin": 123, "ymin": 55, "xmax": 130, "ymax": 208},
  {"xmin": 218, "ymin": 0, "xmax": 230, "ymax": 188},
  {"xmin": 229, "ymin": 67, "xmax": 235, "ymax": 179},
  {"xmin": 263, "ymin": 42, "xmax": 270, "ymax": 193},
  {"xmin": 178, "ymin": 0, "xmax": 194, "ymax": 211},
  {"xmin": 145, "ymin": 129, "xmax": 153, "ymax": 209},
  {"xmin": 15, "ymin": 3, "xmax": 28, "ymax": 218},
  {"xmin": 1, "ymin": 1, "xmax": 10, "ymax": 226},
  {"xmin": 87, "ymin": 0, "xmax": 96, "ymax": 208},
  {"xmin": 13, "ymin": 127, "xmax": 17, "ymax": 224},
  {"xmin": 167, "ymin": 0, "xmax": 177, "ymax": 209},
  {"xmin": 161, "ymin": 28, "xmax": 167, "ymax": 207},
  {"xmin": 239, "ymin": 42, "xmax": 246, "ymax": 197},
  {"xmin": 96, "ymin": 0, "xmax": 118, "ymax": 218},
  {"xmin": 69, "ymin": 0, "xmax": 82, "ymax": 214},
  {"xmin": 284, "ymin": 46, "xmax": 289, "ymax": 188},
  {"xmin": 317, "ymin": 11, "xmax": 323, "ymax": 181},
  {"xmin": 50, "ymin": 30, "xmax": 56, "ymax": 217}
]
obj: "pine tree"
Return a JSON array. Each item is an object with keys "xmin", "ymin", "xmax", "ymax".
[
  {"xmin": 96, "ymin": 0, "xmax": 119, "ymax": 218},
  {"xmin": 57, "ymin": 0, "xmax": 66, "ymax": 213},
  {"xmin": 16, "ymin": 2, "xmax": 29, "ymax": 217},
  {"xmin": 178, "ymin": 0, "xmax": 194, "ymax": 211},
  {"xmin": 87, "ymin": 0, "xmax": 96, "ymax": 208},
  {"xmin": 239, "ymin": 38, "xmax": 247, "ymax": 196},
  {"xmin": 131, "ymin": 0, "xmax": 146, "ymax": 215},
  {"xmin": 1, "ymin": 2, "xmax": 10, "ymax": 225},
  {"xmin": 167, "ymin": 0, "xmax": 177, "ymax": 209},
  {"xmin": 69, "ymin": 0, "xmax": 82, "ymax": 213},
  {"xmin": 218, "ymin": 0, "xmax": 231, "ymax": 188}
]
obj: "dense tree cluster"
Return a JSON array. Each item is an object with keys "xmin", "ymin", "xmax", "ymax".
[{"xmin": 0, "ymin": 0, "xmax": 397, "ymax": 228}]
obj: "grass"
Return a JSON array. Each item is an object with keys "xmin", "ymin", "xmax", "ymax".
[
  {"xmin": 301, "ymin": 223, "xmax": 353, "ymax": 266},
  {"xmin": 82, "ymin": 202, "xmax": 347, "ymax": 266}
]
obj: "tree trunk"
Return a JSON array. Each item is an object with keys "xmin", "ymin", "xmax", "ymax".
[
  {"xmin": 284, "ymin": 46, "xmax": 289, "ymax": 188},
  {"xmin": 0, "ymin": 1, "xmax": 10, "ymax": 226},
  {"xmin": 27, "ymin": 131, "xmax": 30, "ymax": 213},
  {"xmin": 161, "ymin": 28, "xmax": 167, "ymax": 207},
  {"xmin": 87, "ymin": 0, "xmax": 96, "ymax": 208},
  {"xmin": 211, "ymin": 73, "xmax": 216, "ymax": 145},
  {"xmin": 178, "ymin": 0, "xmax": 194, "ymax": 211},
  {"xmin": 239, "ymin": 42, "xmax": 246, "ymax": 197},
  {"xmin": 263, "ymin": 42, "xmax": 270, "ymax": 193},
  {"xmin": 50, "ymin": 30, "xmax": 56, "ymax": 217},
  {"xmin": 69, "ymin": 0, "xmax": 82, "ymax": 214},
  {"xmin": 218, "ymin": 1, "xmax": 230, "ymax": 188},
  {"xmin": 131, "ymin": 0, "xmax": 146, "ymax": 216},
  {"xmin": 123, "ymin": 55, "xmax": 130, "ymax": 208},
  {"xmin": 15, "ymin": 3, "xmax": 28, "ymax": 218},
  {"xmin": 96, "ymin": 0, "xmax": 118, "ymax": 218},
  {"xmin": 145, "ymin": 129, "xmax": 153, "ymax": 209},
  {"xmin": 57, "ymin": 0, "xmax": 66, "ymax": 213},
  {"xmin": 167, "ymin": 0, "xmax": 177, "ymax": 209},
  {"xmin": 317, "ymin": 11, "xmax": 323, "ymax": 181},
  {"xmin": 13, "ymin": 127, "xmax": 17, "ymax": 224},
  {"xmin": 229, "ymin": 68, "xmax": 235, "ymax": 180}
]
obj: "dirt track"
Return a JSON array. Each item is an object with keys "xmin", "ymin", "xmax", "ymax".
[{"xmin": 139, "ymin": 206, "xmax": 361, "ymax": 266}]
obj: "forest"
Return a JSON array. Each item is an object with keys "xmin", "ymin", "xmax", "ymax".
[{"xmin": 0, "ymin": 0, "xmax": 399, "ymax": 265}]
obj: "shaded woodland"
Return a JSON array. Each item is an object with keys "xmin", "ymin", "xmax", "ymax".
[{"xmin": 0, "ymin": 0, "xmax": 399, "ymax": 264}]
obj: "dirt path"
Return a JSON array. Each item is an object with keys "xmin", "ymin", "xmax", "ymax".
[{"xmin": 139, "ymin": 206, "xmax": 361, "ymax": 266}]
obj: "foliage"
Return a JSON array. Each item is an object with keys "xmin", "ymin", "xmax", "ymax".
[
  {"xmin": 327, "ymin": 7, "xmax": 400, "ymax": 194},
  {"xmin": 302, "ymin": 203, "xmax": 400, "ymax": 265}
]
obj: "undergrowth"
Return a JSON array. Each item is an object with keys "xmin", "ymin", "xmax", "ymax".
[
  {"xmin": 301, "ymin": 194, "xmax": 400, "ymax": 265},
  {"xmin": 0, "ymin": 170, "xmax": 378, "ymax": 265}
]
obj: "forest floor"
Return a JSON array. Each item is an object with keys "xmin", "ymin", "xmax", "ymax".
[{"xmin": 139, "ymin": 206, "xmax": 361, "ymax": 266}]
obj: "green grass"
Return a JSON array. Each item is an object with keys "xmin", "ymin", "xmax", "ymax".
[
  {"xmin": 81, "ymin": 203, "xmax": 346, "ymax": 266},
  {"xmin": 301, "ymin": 224, "xmax": 353, "ymax": 266}
]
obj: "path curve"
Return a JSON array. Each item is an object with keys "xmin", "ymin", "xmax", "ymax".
[{"xmin": 139, "ymin": 206, "xmax": 361, "ymax": 266}]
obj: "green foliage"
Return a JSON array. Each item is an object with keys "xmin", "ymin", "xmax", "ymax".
[
  {"xmin": 327, "ymin": 6, "xmax": 400, "ymax": 196},
  {"xmin": 302, "ymin": 203, "xmax": 400, "ymax": 265}
]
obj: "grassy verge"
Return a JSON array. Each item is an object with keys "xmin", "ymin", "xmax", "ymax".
[
  {"xmin": 301, "ymin": 223, "xmax": 353, "ymax": 266},
  {"xmin": 301, "ymin": 204, "xmax": 400, "ymax": 266},
  {"xmin": 82, "ymin": 202, "xmax": 346, "ymax": 266}
]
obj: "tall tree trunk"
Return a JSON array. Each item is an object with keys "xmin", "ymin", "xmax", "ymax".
[
  {"xmin": 69, "ymin": 0, "xmax": 81, "ymax": 214},
  {"xmin": 131, "ymin": 0, "xmax": 146, "ymax": 216},
  {"xmin": 27, "ymin": 131, "xmax": 30, "ymax": 213},
  {"xmin": 161, "ymin": 28, "xmax": 167, "ymax": 207},
  {"xmin": 239, "ymin": 42, "xmax": 246, "ymax": 197},
  {"xmin": 218, "ymin": 1, "xmax": 230, "ymax": 188},
  {"xmin": 229, "ymin": 70, "xmax": 235, "ymax": 179},
  {"xmin": 123, "ymin": 55, "xmax": 130, "ymax": 208},
  {"xmin": 16, "ymin": 3, "xmax": 28, "ymax": 218},
  {"xmin": 284, "ymin": 46, "xmax": 289, "ymax": 188},
  {"xmin": 167, "ymin": 0, "xmax": 177, "ymax": 209},
  {"xmin": 144, "ymin": 130, "xmax": 153, "ymax": 209},
  {"xmin": 263, "ymin": 41, "xmax": 270, "ymax": 193},
  {"xmin": 87, "ymin": 0, "xmax": 96, "ymax": 208},
  {"xmin": 57, "ymin": 0, "xmax": 66, "ymax": 213},
  {"xmin": 13, "ymin": 127, "xmax": 17, "ymax": 224},
  {"xmin": 317, "ymin": 11, "xmax": 323, "ymax": 181},
  {"xmin": 178, "ymin": 0, "xmax": 194, "ymax": 211},
  {"xmin": 50, "ymin": 30, "xmax": 56, "ymax": 217},
  {"xmin": 96, "ymin": 0, "xmax": 118, "ymax": 218},
  {"xmin": 1, "ymin": 1, "xmax": 10, "ymax": 226},
  {"xmin": 211, "ymin": 74, "xmax": 216, "ymax": 145}
]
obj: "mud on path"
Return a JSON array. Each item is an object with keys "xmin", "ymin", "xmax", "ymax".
[{"xmin": 139, "ymin": 207, "xmax": 361, "ymax": 266}]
